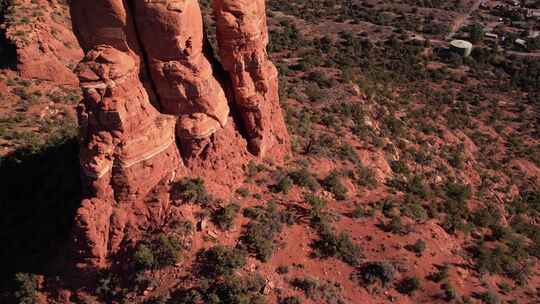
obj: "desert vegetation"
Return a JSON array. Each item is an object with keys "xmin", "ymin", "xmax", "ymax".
[{"xmin": 1, "ymin": 0, "xmax": 539, "ymax": 303}]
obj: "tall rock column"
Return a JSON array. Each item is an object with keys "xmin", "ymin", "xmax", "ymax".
[
  {"xmin": 132, "ymin": 0, "xmax": 230, "ymax": 158},
  {"xmin": 213, "ymin": 0, "xmax": 290, "ymax": 156},
  {"xmin": 69, "ymin": 0, "xmax": 290, "ymax": 267},
  {"xmin": 70, "ymin": 0, "xmax": 181, "ymax": 267}
]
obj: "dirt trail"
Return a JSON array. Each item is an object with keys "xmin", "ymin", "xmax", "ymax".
[{"xmin": 445, "ymin": 0, "xmax": 484, "ymax": 40}]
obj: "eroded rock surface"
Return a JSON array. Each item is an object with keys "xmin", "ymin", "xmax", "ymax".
[
  {"xmin": 70, "ymin": 0, "xmax": 289, "ymax": 267},
  {"xmin": 4, "ymin": 0, "xmax": 82, "ymax": 84},
  {"xmin": 214, "ymin": 0, "xmax": 289, "ymax": 156}
]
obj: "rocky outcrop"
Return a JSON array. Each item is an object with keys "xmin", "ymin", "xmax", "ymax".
[
  {"xmin": 214, "ymin": 0, "xmax": 289, "ymax": 156},
  {"xmin": 69, "ymin": 0, "xmax": 289, "ymax": 267},
  {"xmin": 132, "ymin": 1, "xmax": 230, "ymax": 147},
  {"xmin": 71, "ymin": 2, "xmax": 182, "ymax": 263},
  {"xmin": 3, "ymin": 0, "xmax": 82, "ymax": 84}
]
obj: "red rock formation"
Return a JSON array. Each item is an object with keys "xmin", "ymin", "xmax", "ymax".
[
  {"xmin": 4, "ymin": 0, "xmax": 82, "ymax": 84},
  {"xmin": 70, "ymin": 0, "xmax": 183, "ymax": 265},
  {"xmin": 69, "ymin": 0, "xmax": 289, "ymax": 267},
  {"xmin": 132, "ymin": 1, "xmax": 230, "ymax": 146},
  {"xmin": 214, "ymin": 0, "xmax": 289, "ymax": 156}
]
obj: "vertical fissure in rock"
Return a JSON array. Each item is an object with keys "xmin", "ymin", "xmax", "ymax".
[
  {"xmin": 177, "ymin": 137, "xmax": 198, "ymax": 164},
  {"xmin": 124, "ymin": 0, "xmax": 166, "ymax": 115},
  {"xmin": 110, "ymin": 158, "xmax": 123, "ymax": 204},
  {"xmin": 202, "ymin": 30, "xmax": 252, "ymax": 147}
]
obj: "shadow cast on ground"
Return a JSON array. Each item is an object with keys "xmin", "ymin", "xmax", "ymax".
[{"xmin": 0, "ymin": 139, "xmax": 81, "ymax": 290}]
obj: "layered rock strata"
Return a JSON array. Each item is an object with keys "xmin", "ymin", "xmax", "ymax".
[{"xmin": 69, "ymin": 0, "xmax": 289, "ymax": 267}]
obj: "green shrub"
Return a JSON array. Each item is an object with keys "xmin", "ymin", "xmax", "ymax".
[
  {"xmin": 210, "ymin": 274, "xmax": 267, "ymax": 304},
  {"xmin": 291, "ymin": 277, "xmax": 343, "ymax": 303},
  {"xmin": 13, "ymin": 273, "xmax": 39, "ymax": 304},
  {"xmin": 441, "ymin": 186, "xmax": 473, "ymax": 233},
  {"xmin": 478, "ymin": 290, "xmax": 500, "ymax": 304},
  {"xmin": 401, "ymin": 199, "xmax": 428, "ymax": 222},
  {"xmin": 396, "ymin": 276, "xmax": 421, "ymax": 295},
  {"xmin": 354, "ymin": 164, "xmax": 378, "ymax": 189},
  {"xmin": 133, "ymin": 244, "xmax": 155, "ymax": 271},
  {"xmin": 390, "ymin": 160, "xmax": 409, "ymax": 175},
  {"xmin": 351, "ymin": 205, "xmax": 375, "ymax": 219},
  {"xmin": 509, "ymin": 190, "xmax": 540, "ymax": 217},
  {"xmin": 429, "ymin": 265, "xmax": 449, "ymax": 282},
  {"xmin": 212, "ymin": 203, "xmax": 240, "ymax": 231},
  {"xmin": 405, "ymin": 239, "xmax": 426, "ymax": 256},
  {"xmin": 133, "ymin": 234, "xmax": 183, "ymax": 270},
  {"xmin": 95, "ymin": 271, "xmax": 122, "ymax": 299},
  {"xmin": 355, "ymin": 261, "xmax": 396, "ymax": 287},
  {"xmin": 304, "ymin": 133, "xmax": 338, "ymax": 156},
  {"xmin": 288, "ymin": 168, "xmax": 320, "ymax": 190},
  {"xmin": 441, "ymin": 210, "xmax": 471, "ymax": 234},
  {"xmin": 322, "ymin": 171, "xmax": 348, "ymax": 200},
  {"xmin": 471, "ymin": 241, "xmax": 531, "ymax": 283},
  {"xmin": 497, "ymin": 282, "xmax": 511, "ymax": 294},
  {"xmin": 403, "ymin": 175, "xmax": 430, "ymax": 199},
  {"xmin": 143, "ymin": 294, "xmax": 170, "ymax": 304},
  {"xmin": 468, "ymin": 23, "xmax": 484, "ymax": 44},
  {"xmin": 511, "ymin": 218, "xmax": 540, "ymax": 259},
  {"xmin": 444, "ymin": 181, "xmax": 471, "ymax": 203},
  {"xmin": 197, "ymin": 245, "xmax": 247, "ymax": 277},
  {"xmin": 472, "ymin": 204, "xmax": 501, "ymax": 228},
  {"xmin": 274, "ymin": 175, "xmax": 294, "ymax": 194},
  {"xmin": 305, "ymin": 83, "xmax": 325, "ymax": 102},
  {"xmin": 242, "ymin": 224, "xmax": 276, "ymax": 261},
  {"xmin": 383, "ymin": 216, "xmax": 410, "ymax": 235},
  {"xmin": 276, "ymin": 265, "xmax": 290, "ymax": 274},
  {"xmin": 306, "ymin": 194, "xmax": 329, "ymax": 226},
  {"xmin": 441, "ymin": 282, "xmax": 457, "ymax": 301},
  {"xmin": 172, "ymin": 273, "xmax": 266, "ymax": 304},
  {"xmin": 311, "ymin": 224, "xmax": 361, "ymax": 266},
  {"xmin": 171, "ymin": 178, "xmax": 209, "ymax": 204},
  {"xmin": 291, "ymin": 277, "xmax": 319, "ymax": 298},
  {"xmin": 134, "ymin": 272, "xmax": 159, "ymax": 292},
  {"xmin": 337, "ymin": 143, "xmax": 357, "ymax": 161},
  {"xmin": 154, "ymin": 234, "xmax": 183, "ymax": 267},
  {"xmin": 382, "ymin": 116, "xmax": 405, "ymax": 137},
  {"xmin": 236, "ymin": 188, "xmax": 250, "ymax": 197},
  {"xmin": 306, "ymin": 70, "xmax": 334, "ymax": 88},
  {"xmin": 245, "ymin": 160, "xmax": 266, "ymax": 179},
  {"xmin": 241, "ymin": 202, "xmax": 286, "ymax": 261},
  {"xmin": 169, "ymin": 219, "xmax": 194, "ymax": 237}
]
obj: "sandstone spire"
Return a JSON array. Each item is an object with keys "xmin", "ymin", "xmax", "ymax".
[
  {"xmin": 69, "ymin": 0, "xmax": 289, "ymax": 266},
  {"xmin": 214, "ymin": 0, "xmax": 289, "ymax": 155}
]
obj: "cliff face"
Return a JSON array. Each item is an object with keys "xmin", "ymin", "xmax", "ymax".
[{"xmin": 69, "ymin": 0, "xmax": 289, "ymax": 267}]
